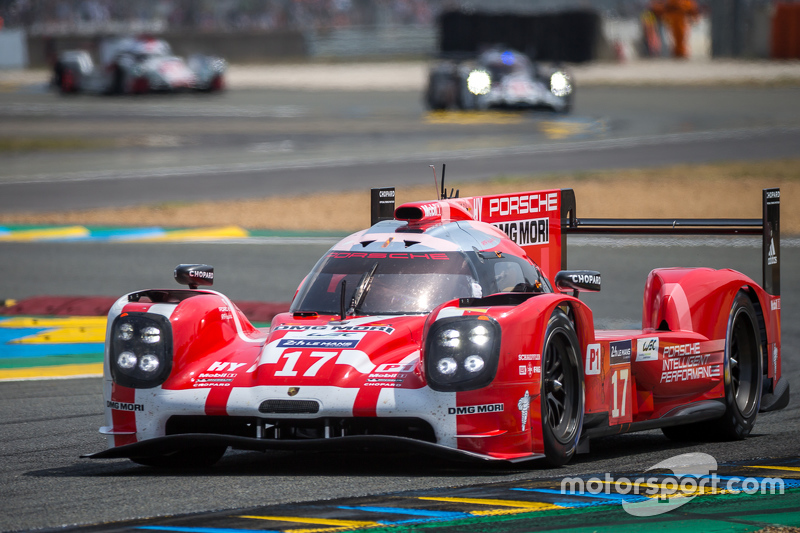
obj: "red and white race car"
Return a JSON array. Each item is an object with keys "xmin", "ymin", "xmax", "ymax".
[
  {"xmin": 86, "ymin": 183, "xmax": 788, "ymax": 467},
  {"xmin": 53, "ymin": 36, "xmax": 225, "ymax": 95}
]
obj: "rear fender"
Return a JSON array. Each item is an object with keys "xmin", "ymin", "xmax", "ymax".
[{"xmin": 643, "ymin": 267, "xmax": 781, "ymax": 384}]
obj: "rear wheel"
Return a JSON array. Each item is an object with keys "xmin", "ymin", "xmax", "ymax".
[
  {"xmin": 662, "ymin": 290, "xmax": 762, "ymax": 441},
  {"xmin": 131, "ymin": 445, "xmax": 227, "ymax": 468},
  {"xmin": 714, "ymin": 290, "xmax": 762, "ymax": 439},
  {"xmin": 540, "ymin": 309, "xmax": 584, "ymax": 466}
]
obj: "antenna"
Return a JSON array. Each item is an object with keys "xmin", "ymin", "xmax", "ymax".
[
  {"xmin": 429, "ymin": 165, "xmax": 439, "ymax": 200},
  {"xmin": 441, "ymin": 164, "xmax": 447, "ymax": 199}
]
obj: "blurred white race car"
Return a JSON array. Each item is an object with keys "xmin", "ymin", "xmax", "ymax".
[
  {"xmin": 53, "ymin": 36, "xmax": 226, "ymax": 95},
  {"xmin": 426, "ymin": 48, "xmax": 572, "ymax": 113}
]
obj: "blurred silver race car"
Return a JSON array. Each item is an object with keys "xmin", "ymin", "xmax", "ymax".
[
  {"xmin": 53, "ymin": 36, "xmax": 226, "ymax": 95},
  {"xmin": 426, "ymin": 48, "xmax": 573, "ymax": 112}
]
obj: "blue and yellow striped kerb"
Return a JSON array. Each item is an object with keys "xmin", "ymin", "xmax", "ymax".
[
  {"xmin": 0, "ymin": 316, "xmax": 105, "ymax": 380},
  {"xmin": 0, "ymin": 225, "xmax": 250, "ymax": 242}
]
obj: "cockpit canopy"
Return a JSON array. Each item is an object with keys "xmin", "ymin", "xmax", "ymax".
[{"xmin": 291, "ymin": 249, "xmax": 551, "ymax": 316}]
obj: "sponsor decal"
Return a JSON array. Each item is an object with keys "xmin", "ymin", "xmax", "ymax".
[
  {"xmin": 492, "ymin": 218, "xmax": 549, "ymax": 247},
  {"xmin": 488, "ymin": 192, "xmax": 558, "ymax": 217},
  {"xmin": 367, "ymin": 362, "xmax": 414, "ymax": 387},
  {"xmin": 195, "ymin": 377, "xmax": 233, "ymax": 385},
  {"xmin": 420, "ymin": 203, "xmax": 442, "ymax": 217},
  {"xmin": 189, "ymin": 270, "xmax": 213, "ymax": 280},
  {"xmin": 374, "ymin": 362, "xmax": 415, "ymax": 373},
  {"xmin": 326, "ymin": 251, "xmax": 449, "ymax": 261},
  {"xmin": 218, "ymin": 306, "xmax": 233, "ymax": 320},
  {"xmin": 773, "ymin": 345, "xmax": 778, "ymax": 377},
  {"xmin": 662, "ymin": 343, "xmax": 700, "ymax": 357},
  {"xmin": 198, "ymin": 372, "xmax": 236, "ymax": 379},
  {"xmin": 106, "ymin": 401, "xmax": 144, "ymax": 411},
  {"xmin": 610, "ymin": 340, "xmax": 632, "ymax": 365},
  {"xmin": 569, "ymin": 273, "xmax": 600, "ymax": 285},
  {"xmin": 518, "ymin": 354, "xmax": 541, "ymax": 378},
  {"xmin": 275, "ymin": 324, "xmax": 395, "ymax": 335},
  {"xmin": 277, "ymin": 331, "xmax": 365, "ymax": 349},
  {"xmin": 519, "ymin": 364, "xmax": 540, "ymax": 377},
  {"xmin": 766, "ymin": 190, "xmax": 781, "ymax": 200},
  {"xmin": 518, "ymin": 390, "xmax": 531, "ymax": 431},
  {"xmin": 367, "ymin": 376, "xmax": 406, "ymax": 387},
  {"xmin": 448, "ymin": 403, "xmax": 504, "ymax": 415},
  {"xmin": 636, "ymin": 337, "xmax": 659, "ymax": 362},
  {"xmin": 771, "ymin": 298, "xmax": 781, "ymax": 311},
  {"xmin": 585, "ymin": 343, "xmax": 601, "ymax": 375},
  {"xmin": 379, "ymin": 189, "xmax": 395, "ymax": 198},
  {"xmin": 661, "ymin": 350, "xmax": 722, "ymax": 383},
  {"xmin": 207, "ymin": 362, "xmax": 247, "ymax": 372},
  {"xmin": 768, "ymin": 237, "xmax": 778, "ymax": 266}
]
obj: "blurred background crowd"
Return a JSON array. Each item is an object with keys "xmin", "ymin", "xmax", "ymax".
[
  {"xmin": 0, "ymin": 0, "xmax": 710, "ymax": 34},
  {"xmin": 0, "ymin": 0, "xmax": 797, "ymax": 68}
]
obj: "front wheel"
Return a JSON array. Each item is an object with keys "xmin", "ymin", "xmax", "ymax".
[{"xmin": 540, "ymin": 309, "xmax": 584, "ymax": 466}]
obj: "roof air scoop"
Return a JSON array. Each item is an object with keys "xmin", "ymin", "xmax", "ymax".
[{"xmin": 394, "ymin": 200, "xmax": 474, "ymax": 224}]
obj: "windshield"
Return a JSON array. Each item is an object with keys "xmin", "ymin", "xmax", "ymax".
[{"xmin": 291, "ymin": 251, "xmax": 482, "ymax": 315}]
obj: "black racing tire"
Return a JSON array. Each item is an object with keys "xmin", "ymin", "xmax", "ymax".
[
  {"xmin": 662, "ymin": 290, "xmax": 762, "ymax": 442},
  {"xmin": 131, "ymin": 445, "xmax": 227, "ymax": 468},
  {"xmin": 425, "ymin": 72, "xmax": 453, "ymax": 110},
  {"xmin": 456, "ymin": 76, "xmax": 474, "ymax": 110},
  {"xmin": 540, "ymin": 309, "xmax": 584, "ymax": 466},
  {"xmin": 713, "ymin": 290, "xmax": 763, "ymax": 439},
  {"xmin": 111, "ymin": 65, "xmax": 125, "ymax": 95}
]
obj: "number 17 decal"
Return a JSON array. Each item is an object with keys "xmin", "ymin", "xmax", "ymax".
[{"xmin": 609, "ymin": 365, "xmax": 632, "ymax": 424}]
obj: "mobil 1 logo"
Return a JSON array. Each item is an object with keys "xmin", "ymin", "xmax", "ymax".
[{"xmin": 610, "ymin": 340, "xmax": 632, "ymax": 365}]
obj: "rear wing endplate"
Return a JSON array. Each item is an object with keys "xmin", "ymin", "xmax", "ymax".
[{"xmin": 560, "ymin": 188, "xmax": 780, "ymax": 296}]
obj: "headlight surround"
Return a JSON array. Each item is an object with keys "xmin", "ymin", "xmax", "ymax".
[
  {"xmin": 550, "ymin": 71, "xmax": 572, "ymax": 97},
  {"xmin": 110, "ymin": 312, "xmax": 172, "ymax": 388},
  {"xmin": 425, "ymin": 316, "xmax": 501, "ymax": 392},
  {"xmin": 467, "ymin": 69, "xmax": 492, "ymax": 95}
]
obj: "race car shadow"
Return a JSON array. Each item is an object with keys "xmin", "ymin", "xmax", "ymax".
[{"xmin": 26, "ymin": 431, "xmax": 772, "ymax": 479}]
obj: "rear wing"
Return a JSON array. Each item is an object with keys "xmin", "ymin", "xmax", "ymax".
[
  {"xmin": 560, "ymin": 188, "xmax": 780, "ymax": 296},
  {"xmin": 371, "ymin": 187, "xmax": 780, "ymax": 296}
]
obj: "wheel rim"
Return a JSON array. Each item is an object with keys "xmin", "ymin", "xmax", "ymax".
[
  {"xmin": 543, "ymin": 330, "xmax": 579, "ymax": 444},
  {"xmin": 730, "ymin": 308, "xmax": 758, "ymax": 415}
]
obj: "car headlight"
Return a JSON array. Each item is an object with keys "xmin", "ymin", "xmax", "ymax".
[
  {"xmin": 110, "ymin": 312, "xmax": 172, "ymax": 388},
  {"xmin": 467, "ymin": 70, "xmax": 492, "ymax": 95},
  {"xmin": 550, "ymin": 71, "xmax": 572, "ymax": 97},
  {"xmin": 425, "ymin": 316, "xmax": 501, "ymax": 392}
]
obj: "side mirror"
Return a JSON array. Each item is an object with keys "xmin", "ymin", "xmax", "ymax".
[
  {"xmin": 174, "ymin": 264, "xmax": 214, "ymax": 289},
  {"xmin": 555, "ymin": 270, "xmax": 601, "ymax": 297}
]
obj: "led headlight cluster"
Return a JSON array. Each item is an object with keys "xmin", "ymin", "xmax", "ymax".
[
  {"xmin": 550, "ymin": 71, "xmax": 572, "ymax": 97},
  {"xmin": 425, "ymin": 316, "xmax": 501, "ymax": 392},
  {"xmin": 467, "ymin": 70, "xmax": 492, "ymax": 95},
  {"xmin": 110, "ymin": 312, "xmax": 172, "ymax": 388}
]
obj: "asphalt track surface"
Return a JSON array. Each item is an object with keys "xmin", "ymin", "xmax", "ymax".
[
  {"xmin": 1, "ymin": 84, "xmax": 800, "ymax": 532},
  {"xmin": 1, "ymin": 85, "xmax": 800, "ymax": 212}
]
